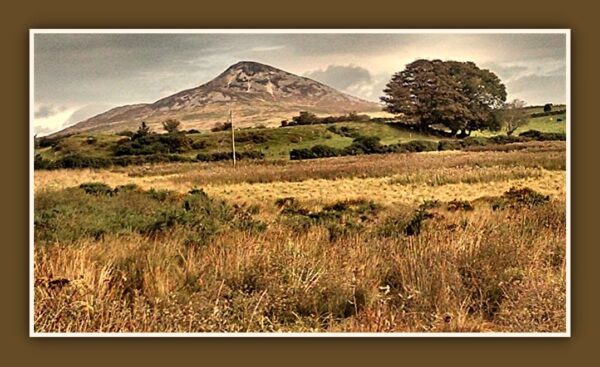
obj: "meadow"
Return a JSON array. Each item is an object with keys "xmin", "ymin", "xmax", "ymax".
[{"xmin": 33, "ymin": 138, "xmax": 567, "ymax": 333}]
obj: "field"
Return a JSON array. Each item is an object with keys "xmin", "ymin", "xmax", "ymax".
[
  {"xmin": 33, "ymin": 139, "xmax": 567, "ymax": 333},
  {"xmin": 35, "ymin": 108, "xmax": 566, "ymax": 163}
]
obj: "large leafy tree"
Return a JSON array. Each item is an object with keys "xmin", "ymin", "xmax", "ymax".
[{"xmin": 381, "ymin": 59, "xmax": 507, "ymax": 137}]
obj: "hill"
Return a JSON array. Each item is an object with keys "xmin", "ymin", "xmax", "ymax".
[{"xmin": 52, "ymin": 61, "xmax": 382, "ymax": 136}]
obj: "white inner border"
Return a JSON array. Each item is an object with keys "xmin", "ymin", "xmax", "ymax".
[{"xmin": 29, "ymin": 28, "xmax": 571, "ymax": 338}]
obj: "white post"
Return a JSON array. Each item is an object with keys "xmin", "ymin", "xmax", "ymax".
[{"xmin": 230, "ymin": 106, "xmax": 236, "ymax": 167}]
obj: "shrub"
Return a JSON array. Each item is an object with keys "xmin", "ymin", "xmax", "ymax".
[
  {"xmin": 290, "ymin": 145, "xmax": 341, "ymax": 160},
  {"xmin": 36, "ymin": 135, "xmax": 67, "ymax": 148},
  {"xmin": 327, "ymin": 125, "xmax": 360, "ymax": 138},
  {"xmin": 196, "ymin": 150, "xmax": 264, "ymax": 162},
  {"xmin": 56, "ymin": 154, "xmax": 112, "ymax": 169},
  {"xmin": 35, "ymin": 185, "xmax": 265, "ymax": 244},
  {"xmin": 502, "ymin": 187, "xmax": 550, "ymax": 208},
  {"xmin": 488, "ymin": 135, "xmax": 526, "ymax": 145},
  {"xmin": 343, "ymin": 136, "xmax": 384, "ymax": 155},
  {"xmin": 404, "ymin": 208, "xmax": 434, "ymax": 236},
  {"xmin": 191, "ymin": 140, "xmax": 208, "ymax": 150},
  {"xmin": 462, "ymin": 137, "xmax": 491, "ymax": 147},
  {"xmin": 114, "ymin": 132, "xmax": 192, "ymax": 156},
  {"xmin": 292, "ymin": 111, "xmax": 319, "ymax": 125},
  {"xmin": 400, "ymin": 140, "xmax": 438, "ymax": 152},
  {"xmin": 447, "ymin": 199, "xmax": 474, "ymax": 212},
  {"xmin": 236, "ymin": 131, "xmax": 268, "ymax": 144},
  {"xmin": 519, "ymin": 130, "xmax": 566, "ymax": 141},
  {"xmin": 438, "ymin": 140, "xmax": 464, "ymax": 151},
  {"xmin": 211, "ymin": 122, "xmax": 232, "ymax": 132},
  {"xmin": 79, "ymin": 182, "xmax": 114, "ymax": 196}
]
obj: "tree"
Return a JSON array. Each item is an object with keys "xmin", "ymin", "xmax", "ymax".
[
  {"xmin": 133, "ymin": 121, "xmax": 151, "ymax": 140},
  {"xmin": 500, "ymin": 99, "xmax": 529, "ymax": 136},
  {"xmin": 381, "ymin": 59, "xmax": 506, "ymax": 137},
  {"xmin": 162, "ymin": 119, "xmax": 181, "ymax": 133},
  {"xmin": 544, "ymin": 103, "xmax": 553, "ymax": 113},
  {"xmin": 293, "ymin": 111, "xmax": 319, "ymax": 125}
]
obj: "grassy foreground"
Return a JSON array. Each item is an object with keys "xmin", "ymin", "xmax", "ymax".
[{"xmin": 34, "ymin": 142, "xmax": 566, "ymax": 333}]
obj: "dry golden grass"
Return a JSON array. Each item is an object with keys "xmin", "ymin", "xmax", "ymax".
[
  {"xmin": 34, "ymin": 202, "xmax": 566, "ymax": 333},
  {"xmin": 35, "ymin": 142, "xmax": 566, "ymax": 208},
  {"xmin": 33, "ymin": 141, "xmax": 567, "ymax": 333}
]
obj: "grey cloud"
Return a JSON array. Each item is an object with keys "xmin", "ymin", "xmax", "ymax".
[
  {"xmin": 303, "ymin": 65, "xmax": 394, "ymax": 102},
  {"xmin": 482, "ymin": 62, "xmax": 529, "ymax": 81},
  {"xmin": 34, "ymin": 104, "xmax": 67, "ymax": 119},
  {"xmin": 506, "ymin": 74, "xmax": 566, "ymax": 105},
  {"xmin": 62, "ymin": 104, "xmax": 115, "ymax": 127},
  {"xmin": 304, "ymin": 64, "xmax": 373, "ymax": 90}
]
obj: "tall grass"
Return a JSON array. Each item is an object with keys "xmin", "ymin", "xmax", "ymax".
[{"xmin": 34, "ymin": 186, "xmax": 566, "ymax": 333}]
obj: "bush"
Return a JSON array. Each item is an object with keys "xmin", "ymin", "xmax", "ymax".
[
  {"xmin": 35, "ymin": 153, "xmax": 197, "ymax": 170},
  {"xmin": 235, "ymin": 131, "xmax": 268, "ymax": 144},
  {"xmin": 196, "ymin": 150, "xmax": 265, "ymax": 162},
  {"xmin": 326, "ymin": 125, "xmax": 360, "ymax": 138},
  {"xmin": 462, "ymin": 137, "xmax": 491, "ymax": 147},
  {"xmin": 35, "ymin": 185, "xmax": 264, "ymax": 244},
  {"xmin": 447, "ymin": 199, "xmax": 474, "ymax": 212},
  {"xmin": 290, "ymin": 145, "xmax": 341, "ymax": 160},
  {"xmin": 55, "ymin": 154, "xmax": 112, "ymax": 169},
  {"xmin": 211, "ymin": 122, "xmax": 232, "ymax": 132},
  {"xmin": 519, "ymin": 130, "xmax": 566, "ymax": 141},
  {"xmin": 491, "ymin": 187, "xmax": 550, "ymax": 210},
  {"xmin": 404, "ymin": 208, "xmax": 434, "ymax": 236},
  {"xmin": 438, "ymin": 140, "xmax": 464, "ymax": 151},
  {"xmin": 400, "ymin": 140, "xmax": 438, "ymax": 152},
  {"xmin": 488, "ymin": 135, "xmax": 526, "ymax": 145},
  {"xmin": 36, "ymin": 135, "xmax": 66, "ymax": 148},
  {"xmin": 79, "ymin": 182, "xmax": 114, "ymax": 196},
  {"xmin": 343, "ymin": 136, "xmax": 384, "ymax": 155},
  {"xmin": 191, "ymin": 140, "xmax": 209, "ymax": 150},
  {"xmin": 114, "ymin": 132, "xmax": 192, "ymax": 156}
]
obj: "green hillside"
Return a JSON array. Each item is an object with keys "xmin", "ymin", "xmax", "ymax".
[{"xmin": 35, "ymin": 109, "xmax": 567, "ymax": 167}]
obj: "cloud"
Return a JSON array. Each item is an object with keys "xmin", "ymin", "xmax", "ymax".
[
  {"xmin": 305, "ymin": 64, "xmax": 372, "ymax": 90},
  {"xmin": 304, "ymin": 64, "xmax": 394, "ymax": 102},
  {"xmin": 34, "ymin": 104, "xmax": 67, "ymax": 119},
  {"xmin": 250, "ymin": 45, "xmax": 286, "ymax": 52},
  {"xmin": 34, "ymin": 106, "xmax": 77, "ymax": 136},
  {"xmin": 62, "ymin": 104, "xmax": 114, "ymax": 127},
  {"xmin": 506, "ymin": 74, "xmax": 566, "ymax": 105},
  {"xmin": 34, "ymin": 103, "xmax": 114, "ymax": 136}
]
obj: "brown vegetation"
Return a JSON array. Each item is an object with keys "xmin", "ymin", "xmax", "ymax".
[{"xmin": 33, "ymin": 141, "xmax": 567, "ymax": 333}]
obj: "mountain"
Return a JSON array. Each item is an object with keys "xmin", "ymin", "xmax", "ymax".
[{"xmin": 54, "ymin": 61, "xmax": 382, "ymax": 136}]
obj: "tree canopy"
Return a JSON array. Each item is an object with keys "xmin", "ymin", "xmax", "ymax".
[{"xmin": 381, "ymin": 59, "xmax": 507, "ymax": 137}]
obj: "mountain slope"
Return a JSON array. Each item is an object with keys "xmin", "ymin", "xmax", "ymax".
[{"xmin": 55, "ymin": 61, "xmax": 382, "ymax": 136}]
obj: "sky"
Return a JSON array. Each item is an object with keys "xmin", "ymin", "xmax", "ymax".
[{"xmin": 33, "ymin": 32, "xmax": 567, "ymax": 135}]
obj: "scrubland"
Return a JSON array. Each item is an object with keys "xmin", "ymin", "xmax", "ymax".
[{"xmin": 33, "ymin": 141, "xmax": 567, "ymax": 333}]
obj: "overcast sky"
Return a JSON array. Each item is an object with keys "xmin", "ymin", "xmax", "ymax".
[{"xmin": 33, "ymin": 32, "xmax": 567, "ymax": 135}]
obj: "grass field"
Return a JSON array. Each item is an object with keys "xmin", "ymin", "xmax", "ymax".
[
  {"xmin": 33, "ymin": 140, "xmax": 567, "ymax": 333},
  {"xmin": 36, "ymin": 108, "xmax": 566, "ymax": 163}
]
